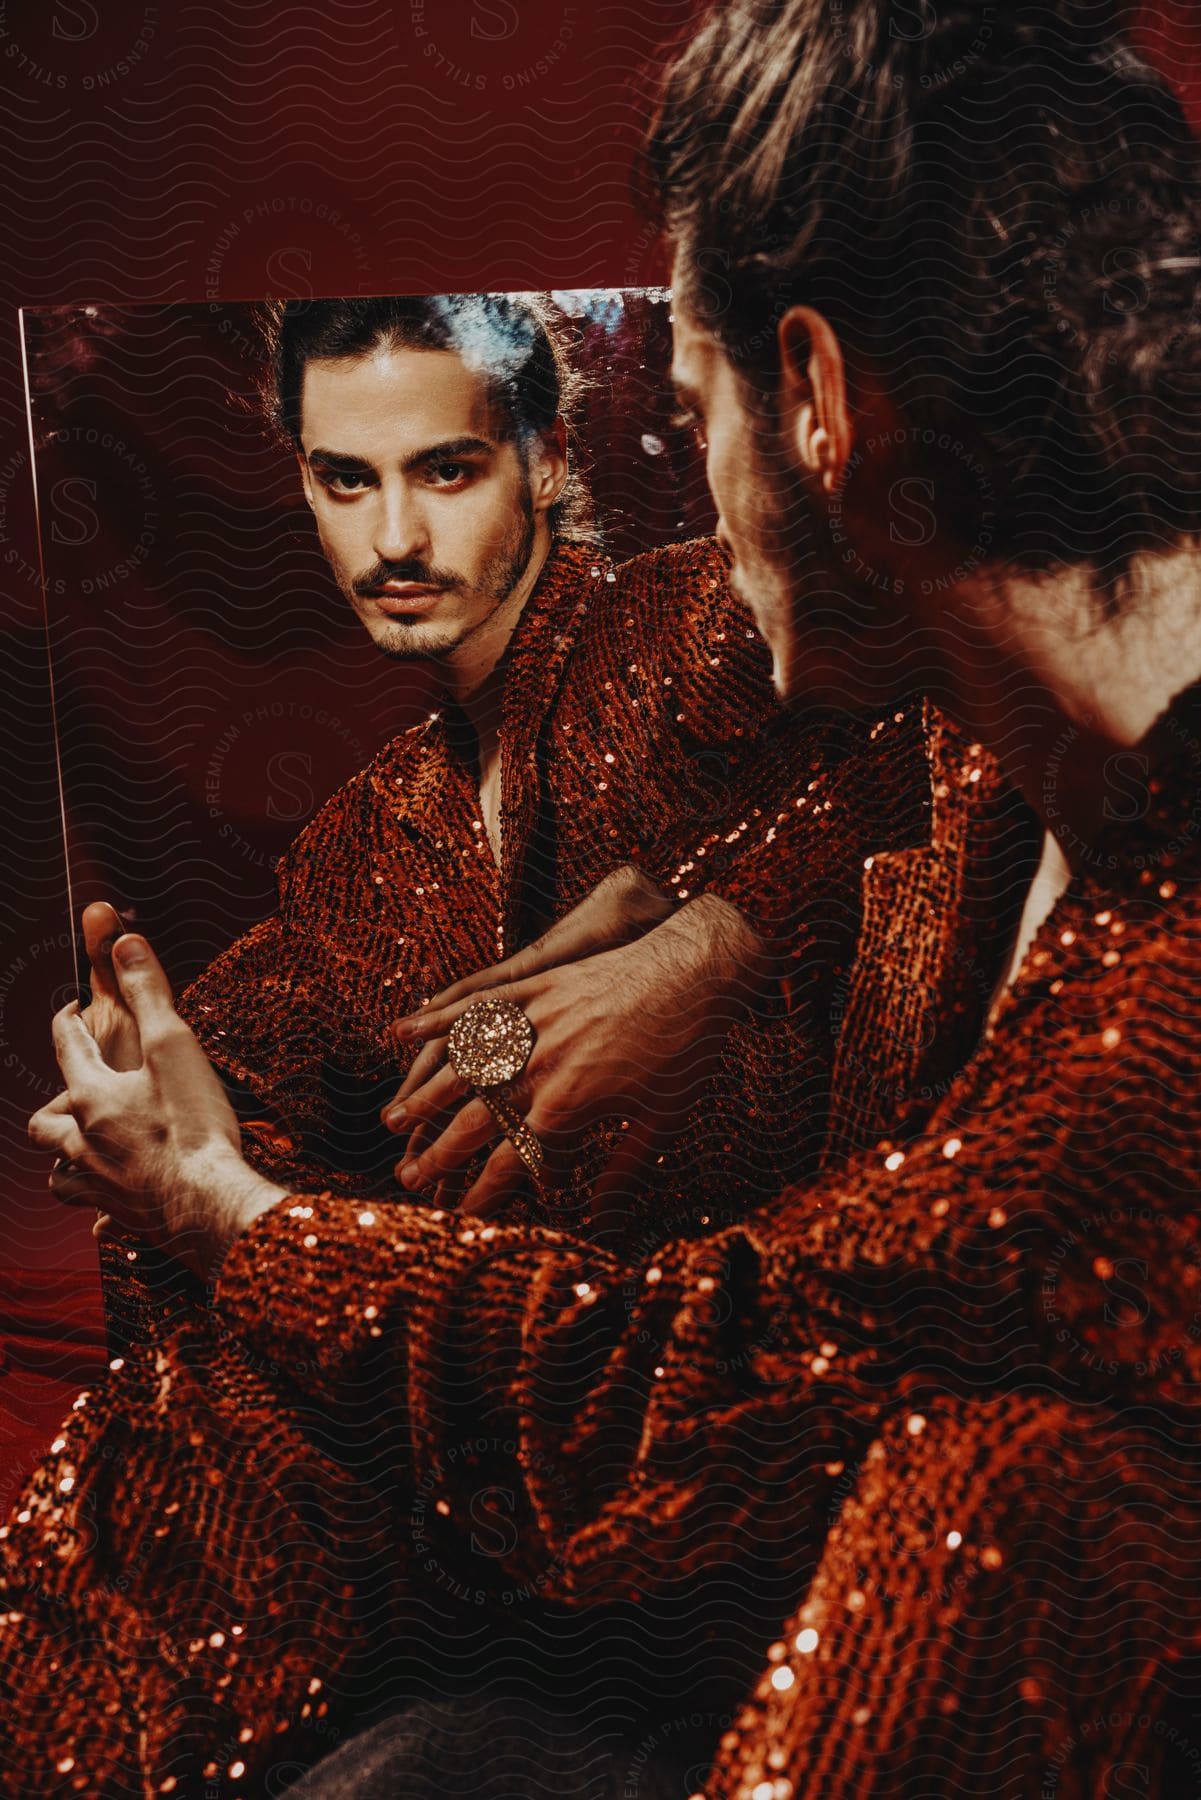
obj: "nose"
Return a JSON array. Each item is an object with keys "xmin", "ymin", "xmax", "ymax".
[{"xmin": 373, "ymin": 478, "xmax": 429, "ymax": 565}]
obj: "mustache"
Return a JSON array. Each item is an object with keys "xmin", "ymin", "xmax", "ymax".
[{"xmin": 353, "ymin": 559, "xmax": 461, "ymax": 596}]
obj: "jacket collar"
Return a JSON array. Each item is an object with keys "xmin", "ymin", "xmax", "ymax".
[
  {"xmin": 825, "ymin": 701, "xmax": 1037, "ymax": 1161},
  {"xmin": 365, "ymin": 538, "xmax": 604, "ymax": 938},
  {"xmin": 1090, "ymin": 673, "xmax": 1201, "ymax": 886}
]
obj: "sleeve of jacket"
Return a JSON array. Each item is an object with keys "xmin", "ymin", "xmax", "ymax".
[
  {"xmin": 209, "ymin": 1094, "xmax": 1123, "ymax": 1611},
  {"xmin": 211, "ymin": 909, "xmax": 1195, "ymax": 1607},
  {"xmin": 176, "ymin": 779, "xmax": 386, "ymax": 1198}
]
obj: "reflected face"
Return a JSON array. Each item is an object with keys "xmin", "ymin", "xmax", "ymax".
[{"xmin": 298, "ymin": 345, "xmax": 547, "ymax": 663}]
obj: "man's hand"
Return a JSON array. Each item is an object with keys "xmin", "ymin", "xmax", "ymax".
[
  {"xmin": 71, "ymin": 901, "xmax": 144, "ymax": 1239},
  {"xmin": 382, "ymin": 886, "xmax": 774, "ymax": 1234},
  {"xmin": 29, "ymin": 927, "xmax": 286, "ymax": 1280},
  {"xmin": 386, "ymin": 864, "xmax": 673, "ymax": 1192},
  {"xmin": 396, "ymin": 865, "xmax": 673, "ymax": 1052}
]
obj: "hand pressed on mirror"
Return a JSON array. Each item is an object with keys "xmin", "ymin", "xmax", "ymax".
[
  {"xmin": 66, "ymin": 900, "xmax": 146, "ymax": 1241},
  {"xmin": 28, "ymin": 925, "xmax": 287, "ymax": 1280},
  {"xmin": 384, "ymin": 879, "xmax": 773, "ymax": 1234}
]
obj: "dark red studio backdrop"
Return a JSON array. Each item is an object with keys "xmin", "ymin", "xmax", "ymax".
[{"xmin": 0, "ymin": 0, "xmax": 1196, "ymax": 1293}]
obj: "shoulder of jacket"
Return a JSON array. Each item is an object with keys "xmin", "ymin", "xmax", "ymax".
[
  {"xmin": 276, "ymin": 728, "xmax": 426, "ymax": 874},
  {"xmin": 609, "ymin": 535, "xmax": 728, "ymax": 598}
]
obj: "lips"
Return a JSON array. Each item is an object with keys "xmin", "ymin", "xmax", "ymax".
[{"xmin": 369, "ymin": 584, "xmax": 446, "ymax": 611}]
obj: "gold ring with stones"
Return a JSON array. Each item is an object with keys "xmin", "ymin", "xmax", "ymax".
[
  {"xmin": 446, "ymin": 996, "xmax": 543, "ymax": 1179},
  {"xmin": 475, "ymin": 1089, "xmax": 544, "ymax": 1180}
]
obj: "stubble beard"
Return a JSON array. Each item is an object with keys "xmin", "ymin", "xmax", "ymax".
[{"xmin": 362, "ymin": 494, "xmax": 538, "ymax": 665}]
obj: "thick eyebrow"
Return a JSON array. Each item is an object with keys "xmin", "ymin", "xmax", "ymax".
[{"xmin": 307, "ymin": 436, "xmax": 497, "ymax": 477}]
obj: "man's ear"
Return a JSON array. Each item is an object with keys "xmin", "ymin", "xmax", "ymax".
[
  {"xmin": 296, "ymin": 450, "xmax": 315, "ymax": 509},
  {"xmin": 777, "ymin": 306, "xmax": 852, "ymax": 494},
  {"xmin": 531, "ymin": 417, "xmax": 569, "ymax": 516}
]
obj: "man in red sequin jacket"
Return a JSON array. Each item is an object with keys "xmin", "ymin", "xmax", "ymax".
[{"xmin": 15, "ymin": 2, "xmax": 1201, "ymax": 1797}]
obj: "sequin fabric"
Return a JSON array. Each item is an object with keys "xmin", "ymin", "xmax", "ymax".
[
  {"xmin": 211, "ymin": 694, "xmax": 1201, "ymax": 1799},
  {"xmin": 4, "ymin": 660, "xmax": 1199, "ymax": 1792},
  {"xmin": 97, "ymin": 536, "xmax": 923, "ymax": 1352},
  {"xmin": 6, "ymin": 529, "xmax": 1199, "ymax": 1794},
  {"xmin": 0, "ymin": 537, "xmax": 933, "ymax": 1796}
]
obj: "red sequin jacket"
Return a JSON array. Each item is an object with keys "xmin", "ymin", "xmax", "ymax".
[
  {"xmin": 2, "ymin": 546, "xmax": 1199, "ymax": 1796},
  {"xmin": 98, "ymin": 535, "xmax": 921, "ymax": 1348}
]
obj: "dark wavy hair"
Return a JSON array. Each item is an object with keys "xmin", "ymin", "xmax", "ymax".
[
  {"xmin": 645, "ymin": 0, "xmax": 1201, "ymax": 596},
  {"xmin": 258, "ymin": 293, "xmax": 595, "ymax": 540}
]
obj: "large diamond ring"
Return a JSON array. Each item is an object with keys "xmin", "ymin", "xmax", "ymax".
[
  {"xmin": 446, "ymin": 996, "xmax": 535, "ymax": 1088},
  {"xmin": 446, "ymin": 997, "xmax": 542, "ymax": 1179}
]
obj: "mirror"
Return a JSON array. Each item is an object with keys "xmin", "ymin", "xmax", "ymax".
[{"xmin": 19, "ymin": 290, "xmax": 715, "ymax": 991}]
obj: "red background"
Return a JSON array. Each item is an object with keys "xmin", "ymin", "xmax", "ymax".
[{"xmin": 0, "ymin": 0, "xmax": 1196, "ymax": 1482}]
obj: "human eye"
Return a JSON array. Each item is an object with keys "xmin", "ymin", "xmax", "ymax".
[
  {"xmin": 316, "ymin": 465, "xmax": 374, "ymax": 498},
  {"xmin": 425, "ymin": 459, "xmax": 475, "ymax": 489}
]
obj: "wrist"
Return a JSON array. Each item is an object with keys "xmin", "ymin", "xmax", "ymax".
[
  {"xmin": 661, "ymin": 892, "xmax": 777, "ymax": 1011},
  {"xmin": 175, "ymin": 1144, "xmax": 286, "ymax": 1280}
]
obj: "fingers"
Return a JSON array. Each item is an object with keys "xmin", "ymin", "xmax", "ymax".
[
  {"xmin": 30, "ymin": 1096, "xmax": 98, "ymax": 1207},
  {"xmin": 35, "ymin": 1113, "xmax": 106, "ymax": 1209},
  {"xmin": 396, "ymin": 1095, "xmax": 503, "ymax": 1194},
  {"xmin": 417, "ymin": 953, "xmax": 521, "ymax": 1015},
  {"xmin": 392, "ymin": 994, "xmax": 471, "ymax": 1050},
  {"xmin": 386, "ymin": 1059, "xmax": 468, "ymax": 1137},
  {"xmin": 391, "ymin": 942, "xmax": 536, "ymax": 1039},
  {"xmin": 391, "ymin": 877, "xmax": 656, "ymax": 1041},
  {"xmin": 400, "ymin": 1118, "xmax": 436, "ymax": 1168},
  {"xmin": 29, "ymin": 1101, "xmax": 87, "ymax": 1160},
  {"xmin": 50, "ymin": 1160, "xmax": 105, "ymax": 1208},
  {"xmin": 51, "ymin": 1003, "xmax": 106, "ymax": 1094},
  {"xmin": 392, "ymin": 977, "xmax": 533, "ymax": 1051},
  {"xmin": 391, "ymin": 1034, "xmax": 449, "ymax": 1106}
]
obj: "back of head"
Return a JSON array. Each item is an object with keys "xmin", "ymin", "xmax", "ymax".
[
  {"xmin": 648, "ymin": 0, "xmax": 1201, "ymax": 597},
  {"xmin": 259, "ymin": 293, "xmax": 595, "ymax": 540}
]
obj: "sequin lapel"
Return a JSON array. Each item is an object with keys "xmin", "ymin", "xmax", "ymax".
[{"xmin": 824, "ymin": 703, "xmax": 1036, "ymax": 1163}]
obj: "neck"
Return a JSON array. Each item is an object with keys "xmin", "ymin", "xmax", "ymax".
[
  {"xmin": 441, "ymin": 526, "xmax": 554, "ymax": 743},
  {"xmin": 941, "ymin": 549, "xmax": 1201, "ymax": 868}
]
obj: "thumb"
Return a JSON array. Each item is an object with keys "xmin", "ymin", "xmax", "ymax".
[
  {"xmin": 111, "ymin": 934, "xmax": 178, "ymax": 1048},
  {"xmin": 82, "ymin": 901, "xmax": 128, "ymax": 1008}
]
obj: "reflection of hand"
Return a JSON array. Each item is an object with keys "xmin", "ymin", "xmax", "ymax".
[
  {"xmin": 28, "ymin": 927, "xmax": 286, "ymax": 1279},
  {"xmin": 384, "ymin": 889, "xmax": 771, "ymax": 1235},
  {"xmin": 396, "ymin": 864, "xmax": 674, "ymax": 1048},
  {"xmin": 387, "ymin": 865, "xmax": 672, "ymax": 1198}
]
